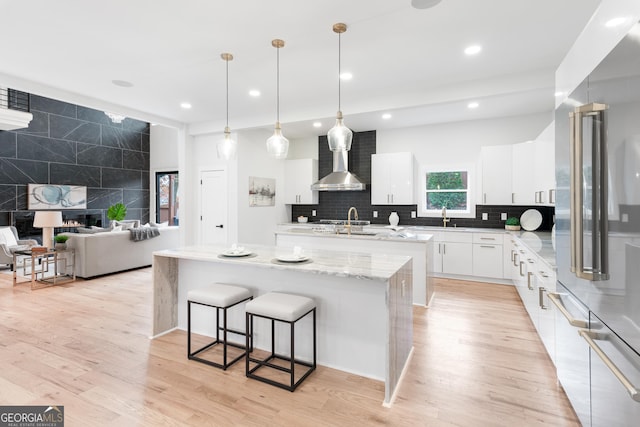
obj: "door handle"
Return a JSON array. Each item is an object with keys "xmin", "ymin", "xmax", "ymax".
[
  {"xmin": 579, "ymin": 329, "xmax": 640, "ymax": 402},
  {"xmin": 216, "ymin": 224, "xmax": 224, "ymax": 228},
  {"xmin": 570, "ymin": 103, "xmax": 609, "ymax": 281}
]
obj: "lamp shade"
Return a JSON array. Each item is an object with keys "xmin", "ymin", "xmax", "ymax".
[
  {"xmin": 33, "ymin": 211, "xmax": 63, "ymax": 228},
  {"xmin": 327, "ymin": 113, "xmax": 353, "ymax": 152}
]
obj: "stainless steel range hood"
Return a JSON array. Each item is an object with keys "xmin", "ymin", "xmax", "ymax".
[{"xmin": 311, "ymin": 149, "xmax": 366, "ymax": 191}]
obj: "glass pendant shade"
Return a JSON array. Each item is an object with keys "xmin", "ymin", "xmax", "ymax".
[
  {"xmin": 327, "ymin": 112, "xmax": 353, "ymax": 151},
  {"xmin": 266, "ymin": 122, "xmax": 289, "ymax": 159},
  {"xmin": 267, "ymin": 39, "xmax": 289, "ymax": 159},
  {"xmin": 217, "ymin": 126, "xmax": 237, "ymax": 160}
]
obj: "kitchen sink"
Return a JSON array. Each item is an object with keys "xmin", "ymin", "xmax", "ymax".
[{"xmin": 337, "ymin": 230, "xmax": 379, "ymax": 236}]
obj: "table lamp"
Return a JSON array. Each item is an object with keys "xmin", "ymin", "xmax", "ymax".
[{"xmin": 33, "ymin": 211, "xmax": 64, "ymax": 249}]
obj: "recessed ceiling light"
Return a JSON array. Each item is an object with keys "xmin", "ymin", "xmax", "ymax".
[
  {"xmin": 554, "ymin": 91, "xmax": 565, "ymax": 97},
  {"xmin": 464, "ymin": 45, "xmax": 482, "ymax": 55},
  {"xmin": 382, "ymin": 113, "xmax": 392, "ymax": 119},
  {"xmin": 340, "ymin": 72, "xmax": 353, "ymax": 80},
  {"xmin": 411, "ymin": 0, "xmax": 442, "ymax": 9},
  {"xmin": 249, "ymin": 89, "xmax": 261, "ymax": 97},
  {"xmin": 313, "ymin": 122, "xmax": 322, "ymax": 128},
  {"xmin": 112, "ymin": 79, "xmax": 133, "ymax": 88},
  {"xmin": 180, "ymin": 102, "xmax": 192, "ymax": 109},
  {"xmin": 605, "ymin": 17, "xmax": 627, "ymax": 28},
  {"xmin": 467, "ymin": 102, "xmax": 479, "ymax": 109}
]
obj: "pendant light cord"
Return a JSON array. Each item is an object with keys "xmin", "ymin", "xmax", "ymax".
[
  {"xmin": 225, "ymin": 57, "xmax": 229, "ymax": 128},
  {"xmin": 276, "ymin": 45, "xmax": 280, "ymax": 123},
  {"xmin": 337, "ymin": 31, "xmax": 342, "ymax": 112}
]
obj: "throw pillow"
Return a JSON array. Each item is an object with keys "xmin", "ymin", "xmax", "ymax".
[
  {"xmin": 111, "ymin": 225, "xmax": 123, "ymax": 232},
  {"xmin": 0, "ymin": 227, "xmax": 18, "ymax": 246}
]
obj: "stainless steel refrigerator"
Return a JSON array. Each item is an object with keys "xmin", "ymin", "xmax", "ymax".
[{"xmin": 554, "ymin": 22, "xmax": 640, "ymax": 426}]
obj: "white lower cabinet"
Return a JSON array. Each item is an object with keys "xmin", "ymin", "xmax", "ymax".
[
  {"xmin": 511, "ymin": 235, "xmax": 557, "ymax": 367},
  {"xmin": 472, "ymin": 232, "xmax": 504, "ymax": 279},
  {"xmin": 433, "ymin": 232, "xmax": 473, "ymax": 276}
]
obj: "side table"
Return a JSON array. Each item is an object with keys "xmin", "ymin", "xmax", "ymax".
[{"xmin": 13, "ymin": 248, "xmax": 76, "ymax": 290}]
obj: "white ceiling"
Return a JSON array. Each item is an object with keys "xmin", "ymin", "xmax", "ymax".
[{"xmin": 0, "ymin": 0, "xmax": 601, "ymax": 138}]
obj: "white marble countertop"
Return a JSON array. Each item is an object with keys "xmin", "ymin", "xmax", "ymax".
[
  {"xmin": 275, "ymin": 227, "xmax": 433, "ymax": 242},
  {"xmin": 154, "ymin": 245, "xmax": 412, "ymax": 282}
]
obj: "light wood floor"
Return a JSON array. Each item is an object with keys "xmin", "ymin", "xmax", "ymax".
[{"xmin": 0, "ymin": 269, "xmax": 579, "ymax": 426}]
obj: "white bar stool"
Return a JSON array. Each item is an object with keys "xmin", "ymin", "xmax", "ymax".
[
  {"xmin": 187, "ymin": 283, "xmax": 252, "ymax": 370},
  {"xmin": 245, "ymin": 292, "xmax": 316, "ymax": 391}
]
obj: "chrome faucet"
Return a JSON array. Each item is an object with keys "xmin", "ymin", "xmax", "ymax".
[
  {"xmin": 346, "ymin": 206, "xmax": 359, "ymax": 236},
  {"xmin": 442, "ymin": 207, "xmax": 450, "ymax": 228}
]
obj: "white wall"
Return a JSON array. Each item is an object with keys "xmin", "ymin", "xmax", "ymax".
[
  {"xmin": 185, "ymin": 128, "xmax": 288, "ymax": 246},
  {"xmin": 287, "ymin": 136, "xmax": 318, "ymax": 160},
  {"xmin": 150, "ymin": 125, "xmax": 179, "ymax": 225},
  {"xmin": 236, "ymin": 128, "xmax": 289, "ymax": 245},
  {"xmin": 376, "ymin": 112, "xmax": 552, "ymax": 167}
]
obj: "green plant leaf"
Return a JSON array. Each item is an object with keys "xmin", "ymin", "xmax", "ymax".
[
  {"xmin": 506, "ymin": 217, "xmax": 520, "ymax": 226},
  {"xmin": 107, "ymin": 203, "xmax": 127, "ymax": 221},
  {"xmin": 54, "ymin": 234, "xmax": 69, "ymax": 243}
]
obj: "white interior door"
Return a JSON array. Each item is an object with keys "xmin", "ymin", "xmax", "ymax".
[{"xmin": 200, "ymin": 170, "xmax": 227, "ymax": 245}]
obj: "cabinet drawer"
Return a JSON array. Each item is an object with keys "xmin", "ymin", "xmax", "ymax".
[
  {"xmin": 472, "ymin": 232, "xmax": 504, "ymax": 244},
  {"xmin": 437, "ymin": 231, "xmax": 473, "ymax": 243}
]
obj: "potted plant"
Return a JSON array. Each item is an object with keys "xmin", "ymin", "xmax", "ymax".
[
  {"xmin": 505, "ymin": 217, "xmax": 521, "ymax": 231},
  {"xmin": 54, "ymin": 234, "xmax": 69, "ymax": 250},
  {"xmin": 107, "ymin": 202, "xmax": 127, "ymax": 226}
]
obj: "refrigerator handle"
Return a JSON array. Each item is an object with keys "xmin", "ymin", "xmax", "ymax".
[
  {"xmin": 579, "ymin": 329, "xmax": 640, "ymax": 403},
  {"xmin": 547, "ymin": 292, "xmax": 588, "ymax": 328},
  {"xmin": 569, "ymin": 103, "xmax": 610, "ymax": 281}
]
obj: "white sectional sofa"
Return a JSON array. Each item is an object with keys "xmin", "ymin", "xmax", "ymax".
[{"xmin": 62, "ymin": 226, "xmax": 179, "ymax": 278}]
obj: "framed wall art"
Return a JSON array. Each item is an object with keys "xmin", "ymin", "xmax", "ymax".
[
  {"xmin": 28, "ymin": 184, "xmax": 87, "ymax": 210},
  {"xmin": 249, "ymin": 177, "xmax": 275, "ymax": 207}
]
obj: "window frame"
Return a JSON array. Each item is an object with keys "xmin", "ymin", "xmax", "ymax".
[{"xmin": 418, "ymin": 164, "xmax": 476, "ymax": 218}]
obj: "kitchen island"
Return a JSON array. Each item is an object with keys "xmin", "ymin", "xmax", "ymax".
[
  {"xmin": 275, "ymin": 225, "xmax": 434, "ymax": 306},
  {"xmin": 152, "ymin": 244, "xmax": 413, "ymax": 405}
]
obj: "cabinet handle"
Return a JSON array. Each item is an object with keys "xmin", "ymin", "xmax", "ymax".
[
  {"xmin": 534, "ymin": 191, "xmax": 539, "ymax": 203},
  {"xmin": 479, "ymin": 245, "xmax": 495, "ymax": 248},
  {"xmin": 519, "ymin": 261, "xmax": 525, "ymax": 277},
  {"xmin": 391, "ymin": 194, "xmax": 394, "ymax": 204},
  {"xmin": 579, "ymin": 329, "xmax": 640, "ymax": 402},
  {"xmin": 480, "ymin": 237, "xmax": 495, "ymax": 241},
  {"xmin": 511, "ymin": 193, "xmax": 515, "ymax": 204},
  {"xmin": 527, "ymin": 271, "xmax": 534, "ymax": 290},
  {"xmin": 511, "ymin": 249, "xmax": 516, "ymax": 262},
  {"xmin": 547, "ymin": 292, "xmax": 588, "ymax": 328},
  {"xmin": 549, "ymin": 189, "xmax": 555, "ymax": 204},
  {"xmin": 442, "ymin": 243, "xmax": 446, "ymax": 255},
  {"xmin": 527, "ymin": 258, "xmax": 535, "ymax": 264},
  {"xmin": 539, "ymin": 287, "xmax": 547, "ymax": 309},
  {"xmin": 438, "ymin": 243, "xmax": 441, "ymax": 254},
  {"xmin": 513, "ymin": 253, "xmax": 519, "ymax": 266}
]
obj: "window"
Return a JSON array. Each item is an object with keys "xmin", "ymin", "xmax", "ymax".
[
  {"xmin": 419, "ymin": 165, "xmax": 475, "ymax": 218},
  {"xmin": 156, "ymin": 171, "xmax": 179, "ymax": 225}
]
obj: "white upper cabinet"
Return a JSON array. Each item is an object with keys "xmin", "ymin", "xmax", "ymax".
[
  {"xmin": 511, "ymin": 141, "xmax": 537, "ymax": 205},
  {"xmin": 533, "ymin": 122, "xmax": 556, "ymax": 205},
  {"xmin": 371, "ymin": 152, "xmax": 415, "ymax": 205},
  {"xmin": 284, "ymin": 159, "xmax": 318, "ymax": 204},
  {"xmin": 480, "ymin": 145, "xmax": 512, "ymax": 205}
]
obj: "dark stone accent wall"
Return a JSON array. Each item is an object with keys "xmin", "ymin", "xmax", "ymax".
[
  {"xmin": 0, "ymin": 93, "xmax": 150, "ymax": 228},
  {"xmin": 291, "ymin": 130, "xmax": 555, "ymax": 231}
]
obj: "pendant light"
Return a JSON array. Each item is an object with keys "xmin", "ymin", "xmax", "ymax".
[
  {"xmin": 217, "ymin": 53, "xmax": 237, "ymax": 160},
  {"xmin": 327, "ymin": 23, "xmax": 353, "ymax": 152},
  {"xmin": 266, "ymin": 39, "xmax": 289, "ymax": 159}
]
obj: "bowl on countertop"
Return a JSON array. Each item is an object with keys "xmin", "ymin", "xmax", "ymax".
[{"xmin": 297, "ymin": 216, "xmax": 308, "ymax": 223}]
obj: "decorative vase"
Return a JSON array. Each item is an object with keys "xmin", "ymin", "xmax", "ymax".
[
  {"xmin": 388, "ymin": 211, "xmax": 399, "ymax": 227},
  {"xmin": 505, "ymin": 225, "xmax": 521, "ymax": 231},
  {"xmin": 55, "ymin": 243, "xmax": 67, "ymax": 250}
]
